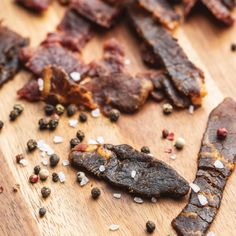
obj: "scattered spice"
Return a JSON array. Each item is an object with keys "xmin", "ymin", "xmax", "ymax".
[
  {"xmin": 34, "ymin": 165, "xmax": 41, "ymax": 175},
  {"xmin": 163, "ymin": 103, "xmax": 173, "ymax": 115},
  {"xmin": 214, "ymin": 160, "xmax": 224, "ymax": 169},
  {"xmin": 13, "ymin": 104, "xmax": 24, "ymax": 114},
  {"xmin": 76, "ymin": 130, "xmax": 85, "ymax": 142},
  {"xmin": 175, "ymin": 137, "xmax": 186, "ymax": 150},
  {"xmin": 0, "ymin": 120, "xmax": 4, "ymax": 130},
  {"xmin": 79, "ymin": 112, "xmax": 87, "ymax": 122},
  {"xmin": 113, "ymin": 193, "xmax": 121, "ymax": 199},
  {"xmin": 77, "ymin": 171, "xmax": 86, "ymax": 183},
  {"xmin": 27, "ymin": 139, "xmax": 37, "ymax": 152},
  {"xmin": 217, "ymin": 127, "xmax": 228, "ymax": 140},
  {"xmin": 48, "ymin": 119, "xmax": 59, "ymax": 130},
  {"xmin": 39, "ymin": 207, "xmax": 46, "ymax": 217},
  {"xmin": 15, "ymin": 154, "xmax": 24, "ymax": 163},
  {"xmin": 39, "ymin": 169, "xmax": 50, "ymax": 181},
  {"xmin": 38, "ymin": 118, "xmax": 48, "ymax": 130},
  {"xmin": 91, "ymin": 187, "xmax": 101, "ymax": 199},
  {"xmin": 70, "ymin": 138, "xmax": 80, "ymax": 148},
  {"xmin": 167, "ymin": 132, "xmax": 174, "ymax": 141},
  {"xmin": 151, "ymin": 197, "xmax": 157, "ymax": 203},
  {"xmin": 108, "ymin": 109, "xmax": 120, "ymax": 122},
  {"xmin": 146, "ymin": 221, "xmax": 156, "ymax": 234},
  {"xmin": 162, "ymin": 129, "xmax": 169, "ymax": 139},
  {"xmin": 189, "ymin": 183, "xmax": 200, "ymax": 193},
  {"xmin": 41, "ymin": 186, "xmax": 51, "ymax": 198},
  {"xmin": 53, "ymin": 135, "xmax": 63, "ymax": 144},
  {"xmin": 49, "ymin": 154, "xmax": 60, "ymax": 167},
  {"xmin": 109, "ymin": 224, "xmax": 120, "ymax": 231},
  {"xmin": 62, "ymin": 160, "xmax": 70, "ymax": 166},
  {"xmin": 88, "ymin": 139, "xmax": 98, "ymax": 145},
  {"xmin": 67, "ymin": 104, "xmax": 77, "ymax": 117},
  {"xmin": 231, "ymin": 43, "xmax": 236, "ymax": 51},
  {"xmin": 198, "ymin": 194, "xmax": 208, "ymax": 206},
  {"xmin": 41, "ymin": 159, "xmax": 48, "ymax": 166},
  {"xmin": 55, "ymin": 104, "xmax": 65, "ymax": 116},
  {"xmin": 99, "ymin": 165, "xmax": 106, "ymax": 173},
  {"xmin": 0, "ymin": 186, "xmax": 3, "ymax": 194},
  {"xmin": 9, "ymin": 109, "xmax": 19, "ymax": 121},
  {"xmin": 96, "ymin": 136, "xmax": 104, "ymax": 144},
  {"xmin": 68, "ymin": 119, "xmax": 78, "ymax": 128},
  {"xmin": 19, "ymin": 159, "xmax": 28, "ymax": 166},
  {"xmin": 44, "ymin": 104, "xmax": 55, "ymax": 116},
  {"xmin": 164, "ymin": 148, "xmax": 172, "ymax": 154},
  {"xmin": 141, "ymin": 146, "xmax": 150, "ymax": 154},
  {"xmin": 70, "ymin": 71, "xmax": 81, "ymax": 82},
  {"xmin": 58, "ymin": 171, "xmax": 66, "ymax": 183},
  {"xmin": 91, "ymin": 108, "xmax": 100, "ymax": 118},
  {"xmin": 52, "ymin": 173, "xmax": 59, "ymax": 182},
  {"xmin": 134, "ymin": 197, "xmax": 144, "ymax": 204},
  {"xmin": 29, "ymin": 174, "xmax": 39, "ymax": 184}
]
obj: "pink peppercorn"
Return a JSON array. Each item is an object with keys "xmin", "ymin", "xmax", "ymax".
[{"xmin": 217, "ymin": 128, "xmax": 228, "ymax": 140}]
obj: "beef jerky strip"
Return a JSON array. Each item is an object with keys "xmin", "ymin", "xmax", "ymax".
[
  {"xmin": 69, "ymin": 143, "xmax": 190, "ymax": 198},
  {"xmin": 128, "ymin": 6, "xmax": 207, "ymax": 106},
  {"xmin": 42, "ymin": 8, "xmax": 94, "ymax": 52},
  {"xmin": 221, "ymin": 0, "xmax": 235, "ymax": 9},
  {"xmin": 172, "ymin": 98, "xmax": 236, "ymax": 236},
  {"xmin": 15, "ymin": 0, "xmax": 51, "ymax": 12},
  {"xmin": 0, "ymin": 24, "xmax": 29, "ymax": 87},
  {"xmin": 138, "ymin": 0, "xmax": 180, "ymax": 30},
  {"xmin": 70, "ymin": 0, "xmax": 123, "ymax": 28}
]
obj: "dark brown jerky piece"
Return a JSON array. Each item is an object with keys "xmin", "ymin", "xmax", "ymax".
[
  {"xmin": 15, "ymin": 0, "xmax": 51, "ymax": 12},
  {"xmin": 128, "ymin": 6, "xmax": 206, "ymax": 106},
  {"xmin": 138, "ymin": 0, "xmax": 180, "ymax": 30},
  {"xmin": 42, "ymin": 8, "xmax": 94, "ymax": 52},
  {"xmin": 70, "ymin": 0, "xmax": 122, "ymax": 28},
  {"xmin": 0, "ymin": 25, "xmax": 29, "ymax": 87},
  {"xmin": 20, "ymin": 43, "xmax": 88, "ymax": 77},
  {"xmin": 69, "ymin": 143, "xmax": 190, "ymax": 198},
  {"xmin": 172, "ymin": 98, "xmax": 236, "ymax": 236}
]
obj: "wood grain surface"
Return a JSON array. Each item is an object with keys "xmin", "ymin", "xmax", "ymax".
[{"xmin": 0, "ymin": 1, "xmax": 236, "ymax": 236}]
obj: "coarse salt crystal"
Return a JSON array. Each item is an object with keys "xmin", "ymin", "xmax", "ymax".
[
  {"xmin": 207, "ymin": 232, "xmax": 215, "ymax": 236},
  {"xmin": 214, "ymin": 160, "xmax": 224, "ymax": 169},
  {"xmin": 198, "ymin": 194, "xmax": 208, "ymax": 206},
  {"xmin": 40, "ymin": 152, "xmax": 46, "ymax": 158},
  {"xmin": 41, "ymin": 159, "xmax": 48, "ymax": 166},
  {"xmin": 134, "ymin": 197, "xmax": 144, "ymax": 204},
  {"xmin": 189, "ymin": 105, "xmax": 194, "ymax": 114},
  {"xmin": 37, "ymin": 140, "xmax": 54, "ymax": 156},
  {"xmin": 70, "ymin": 72, "xmax": 81, "ymax": 82},
  {"xmin": 131, "ymin": 170, "xmax": 136, "ymax": 178},
  {"xmin": 91, "ymin": 108, "xmax": 100, "ymax": 118},
  {"xmin": 80, "ymin": 176, "xmax": 89, "ymax": 186},
  {"xmin": 124, "ymin": 58, "xmax": 131, "ymax": 65},
  {"xmin": 38, "ymin": 78, "xmax": 44, "ymax": 91},
  {"xmin": 19, "ymin": 159, "xmax": 28, "ymax": 166},
  {"xmin": 109, "ymin": 224, "xmax": 119, "ymax": 231},
  {"xmin": 97, "ymin": 136, "xmax": 104, "ymax": 144},
  {"xmin": 68, "ymin": 119, "xmax": 78, "ymax": 128},
  {"xmin": 99, "ymin": 165, "xmax": 106, "ymax": 172},
  {"xmin": 88, "ymin": 139, "xmax": 98, "ymax": 145},
  {"xmin": 170, "ymin": 155, "xmax": 176, "ymax": 160},
  {"xmin": 148, "ymin": 153, "xmax": 154, "ymax": 157},
  {"xmin": 113, "ymin": 193, "xmax": 121, "ymax": 199},
  {"xmin": 62, "ymin": 160, "xmax": 70, "ymax": 166},
  {"xmin": 190, "ymin": 183, "xmax": 200, "ymax": 193},
  {"xmin": 151, "ymin": 197, "xmax": 157, "ymax": 203},
  {"xmin": 58, "ymin": 171, "xmax": 66, "ymax": 183},
  {"xmin": 53, "ymin": 136, "xmax": 63, "ymax": 144}
]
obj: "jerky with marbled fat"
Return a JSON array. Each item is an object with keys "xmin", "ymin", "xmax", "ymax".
[
  {"xmin": 172, "ymin": 98, "xmax": 236, "ymax": 236},
  {"xmin": 128, "ymin": 6, "xmax": 206, "ymax": 106},
  {"xmin": 69, "ymin": 143, "xmax": 190, "ymax": 198},
  {"xmin": 0, "ymin": 24, "xmax": 29, "ymax": 87},
  {"xmin": 15, "ymin": 0, "xmax": 51, "ymax": 12},
  {"xmin": 138, "ymin": 0, "xmax": 180, "ymax": 30}
]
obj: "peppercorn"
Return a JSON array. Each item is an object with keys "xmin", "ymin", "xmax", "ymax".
[
  {"xmin": 141, "ymin": 146, "xmax": 150, "ymax": 154},
  {"xmin": 55, "ymin": 104, "xmax": 65, "ymax": 116},
  {"xmin": 39, "ymin": 207, "xmax": 46, "ymax": 217},
  {"xmin": 163, "ymin": 103, "xmax": 173, "ymax": 115},
  {"xmin": 91, "ymin": 187, "xmax": 101, "ymax": 199},
  {"xmin": 175, "ymin": 137, "xmax": 186, "ymax": 150},
  {"xmin": 15, "ymin": 154, "xmax": 24, "ymax": 163},
  {"xmin": 39, "ymin": 169, "xmax": 50, "ymax": 181},
  {"xmin": 217, "ymin": 127, "xmax": 228, "ymax": 140},
  {"xmin": 48, "ymin": 119, "xmax": 59, "ymax": 130},
  {"xmin": 34, "ymin": 165, "xmax": 41, "ymax": 175},
  {"xmin": 29, "ymin": 174, "xmax": 39, "ymax": 184},
  {"xmin": 38, "ymin": 118, "xmax": 48, "ymax": 130},
  {"xmin": 76, "ymin": 130, "xmax": 85, "ymax": 142},
  {"xmin": 70, "ymin": 138, "xmax": 80, "ymax": 149},
  {"xmin": 231, "ymin": 43, "xmax": 236, "ymax": 51},
  {"xmin": 49, "ymin": 154, "xmax": 60, "ymax": 167},
  {"xmin": 52, "ymin": 173, "xmax": 59, "ymax": 182},
  {"xmin": 13, "ymin": 104, "xmax": 24, "ymax": 114},
  {"xmin": 108, "ymin": 109, "xmax": 120, "ymax": 122},
  {"xmin": 0, "ymin": 120, "xmax": 3, "ymax": 130},
  {"xmin": 67, "ymin": 104, "xmax": 77, "ymax": 117},
  {"xmin": 44, "ymin": 104, "xmax": 55, "ymax": 116},
  {"xmin": 146, "ymin": 221, "xmax": 156, "ymax": 233},
  {"xmin": 79, "ymin": 112, "xmax": 87, "ymax": 123},
  {"xmin": 41, "ymin": 186, "xmax": 51, "ymax": 198},
  {"xmin": 9, "ymin": 109, "xmax": 19, "ymax": 121},
  {"xmin": 162, "ymin": 129, "xmax": 169, "ymax": 139},
  {"xmin": 27, "ymin": 139, "xmax": 37, "ymax": 152}
]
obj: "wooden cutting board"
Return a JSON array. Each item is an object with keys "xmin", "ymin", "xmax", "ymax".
[{"xmin": 0, "ymin": 1, "xmax": 236, "ymax": 235}]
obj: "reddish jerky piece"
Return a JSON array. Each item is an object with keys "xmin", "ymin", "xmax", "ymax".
[
  {"xmin": 21, "ymin": 44, "xmax": 88, "ymax": 77},
  {"xmin": 0, "ymin": 24, "xmax": 29, "ymax": 87},
  {"xmin": 138, "ymin": 0, "xmax": 180, "ymax": 30},
  {"xmin": 70, "ymin": 0, "xmax": 122, "ymax": 28},
  {"xmin": 43, "ymin": 8, "xmax": 94, "ymax": 52},
  {"xmin": 15, "ymin": 0, "xmax": 51, "ymax": 12}
]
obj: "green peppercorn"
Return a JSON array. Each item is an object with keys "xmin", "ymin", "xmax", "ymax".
[
  {"xmin": 108, "ymin": 109, "xmax": 120, "ymax": 122},
  {"xmin": 67, "ymin": 104, "xmax": 77, "ymax": 117},
  {"xmin": 27, "ymin": 139, "xmax": 37, "ymax": 152},
  {"xmin": 141, "ymin": 146, "xmax": 150, "ymax": 154},
  {"xmin": 70, "ymin": 138, "xmax": 80, "ymax": 149},
  {"xmin": 146, "ymin": 221, "xmax": 156, "ymax": 233},
  {"xmin": 34, "ymin": 165, "xmax": 41, "ymax": 175},
  {"xmin": 39, "ymin": 169, "xmax": 49, "ymax": 181},
  {"xmin": 76, "ymin": 130, "xmax": 85, "ymax": 142},
  {"xmin": 55, "ymin": 104, "xmax": 65, "ymax": 116},
  {"xmin": 49, "ymin": 154, "xmax": 60, "ymax": 167},
  {"xmin": 38, "ymin": 118, "xmax": 48, "ymax": 130},
  {"xmin": 41, "ymin": 186, "xmax": 51, "ymax": 198},
  {"xmin": 79, "ymin": 112, "xmax": 87, "ymax": 122},
  {"xmin": 0, "ymin": 121, "xmax": 4, "ymax": 130},
  {"xmin": 39, "ymin": 207, "xmax": 46, "ymax": 217},
  {"xmin": 163, "ymin": 103, "xmax": 173, "ymax": 115},
  {"xmin": 9, "ymin": 109, "xmax": 19, "ymax": 121},
  {"xmin": 91, "ymin": 187, "xmax": 101, "ymax": 199},
  {"xmin": 48, "ymin": 119, "xmax": 59, "ymax": 130},
  {"xmin": 13, "ymin": 104, "xmax": 24, "ymax": 114},
  {"xmin": 44, "ymin": 104, "xmax": 55, "ymax": 116},
  {"xmin": 52, "ymin": 173, "xmax": 59, "ymax": 182}
]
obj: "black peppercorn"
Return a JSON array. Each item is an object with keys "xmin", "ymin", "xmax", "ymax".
[
  {"xmin": 55, "ymin": 104, "xmax": 65, "ymax": 116},
  {"xmin": 231, "ymin": 43, "xmax": 236, "ymax": 51},
  {"xmin": 38, "ymin": 118, "xmax": 48, "ymax": 130},
  {"xmin": 9, "ymin": 109, "xmax": 19, "ymax": 121},
  {"xmin": 0, "ymin": 121, "xmax": 4, "ymax": 130},
  {"xmin": 91, "ymin": 187, "xmax": 101, "ymax": 199},
  {"xmin": 76, "ymin": 130, "xmax": 85, "ymax": 142},
  {"xmin": 67, "ymin": 104, "xmax": 77, "ymax": 117},
  {"xmin": 13, "ymin": 104, "xmax": 24, "ymax": 114},
  {"xmin": 39, "ymin": 207, "xmax": 46, "ymax": 217},
  {"xmin": 15, "ymin": 154, "xmax": 24, "ymax": 163},
  {"xmin": 141, "ymin": 146, "xmax": 150, "ymax": 154},
  {"xmin": 162, "ymin": 129, "xmax": 169, "ymax": 139},
  {"xmin": 27, "ymin": 139, "xmax": 37, "ymax": 152},
  {"xmin": 49, "ymin": 154, "xmax": 60, "ymax": 167},
  {"xmin": 146, "ymin": 221, "xmax": 156, "ymax": 233},
  {"xmin": 52, "ymin": 173, "xmax": 59, "ymax": 182},
  {"xmin": 108, "ymin": 109, "xmax": 120, "ymax": 122},
  {"xmin": 41, "ymin": 186, "xmax": 51, "ymax": 198},
  {"xmin": 34, "ymin": 165, "xmax": 41, "ymax": 175},
  {"xmin": 44, "ymin": 104, "xmax": 55, "ymax": 116},
  {"xmin": 48, "ymin": 119, "xmax": 59, "ymax": 130},
  {"xmin": 79, "ymin": 112, "xmax": 87, "ymax": 123},
  {"xmin": 70, "ymin": 138, "xmax": 80, "ymax": 149}
]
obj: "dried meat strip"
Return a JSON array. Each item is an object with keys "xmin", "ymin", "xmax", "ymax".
[
  {"xmin": 221, "ymin": 0, "xmax": 235, "ymax": 9},
  {"xmin": 138, "ymin": 0, "xmax": 180, "ymax": 30},
  {"xmin": 172, "ymin": 98, "xmax": 236, "ymax": 236},
  {"xmin": 128, "ymin": 6, "xmax": 207, "ymax": 106},
  {"xmin": 15, "ymin": 0, "xmax": 51, "ymax": 12},
  {"xmin": 43, "ymin": 8, "xmax": 94, "ymax": 52},
  {"xmin": 69, "ymin": 143, "xmax": 190, "ymax": 198},
  {"xmin": 70, "ymin": 0, "xmax": 123, "ymax": 28},
  {"xmin": 0, "ymin": 24, "xmax": 29, "ymax": 87}
]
